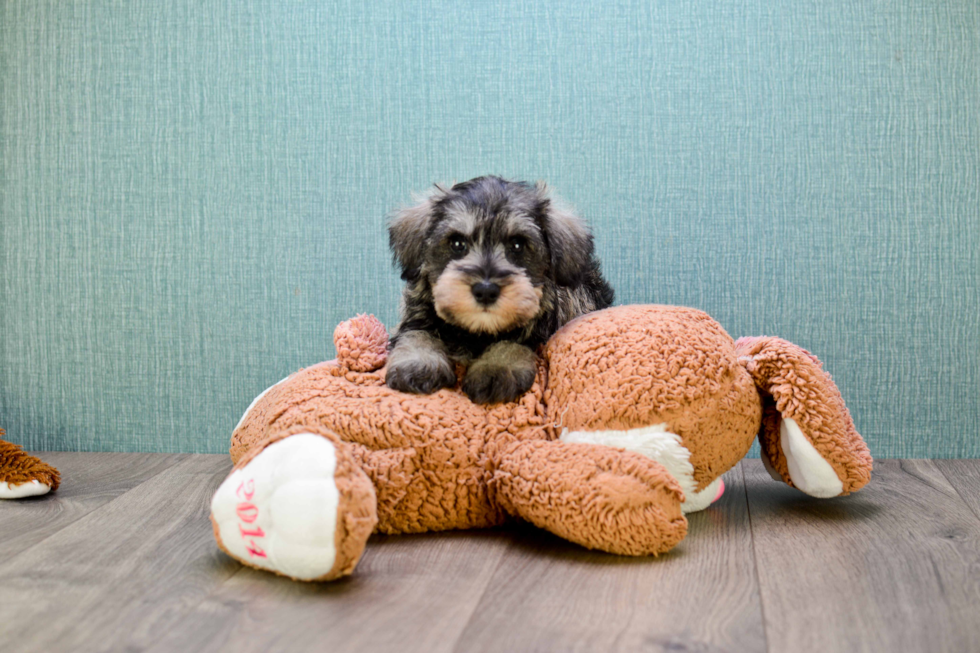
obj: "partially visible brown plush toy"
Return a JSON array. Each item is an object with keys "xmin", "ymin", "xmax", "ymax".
[
  {"xmin": 211, "ymin": 305, "xmax": 872, "ymax": 582},
  {"xmin": 0, "ymin": 428, "xmax": 60, "ymax": 499}
]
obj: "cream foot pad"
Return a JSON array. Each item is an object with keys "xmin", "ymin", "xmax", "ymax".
[
  {"xmin": 211, "ymin": 433, "xmax": 340, "ymax": 580},
  {"xmin": 0, "ymin": 479, "xmax": 52, "ymax": 499}
]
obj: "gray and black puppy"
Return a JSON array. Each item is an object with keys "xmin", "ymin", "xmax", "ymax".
[{"xmin": 386, "ymin": 175, "xmax": 614, "ymax": 404}]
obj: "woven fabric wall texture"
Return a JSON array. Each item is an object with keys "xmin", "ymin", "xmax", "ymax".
[{"xmin": 1, "ymin": 1, "xmax": 977, "ymax": 456}]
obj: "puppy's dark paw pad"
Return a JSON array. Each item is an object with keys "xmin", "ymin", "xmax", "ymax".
[
  {"xmin": 386, "ymin": 361, "xmax": 456, "ymax": 395},
  {"xmin": 463, "ymin": 365, "xmax": 535, "ymax": 404}
]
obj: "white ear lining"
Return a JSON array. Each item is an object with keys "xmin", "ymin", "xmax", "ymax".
[{"xmin": 780, "ymin": 418, "xmax": 844, "ymax": 498}]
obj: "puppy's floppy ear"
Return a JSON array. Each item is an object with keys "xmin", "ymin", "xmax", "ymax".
[
  {"xmin": 388, "ymin": 183, "xmax": 450, "ymax": 282},
  {"xmin": 536, "ymin": 182, "xmax": 595, "ymax": 287}
]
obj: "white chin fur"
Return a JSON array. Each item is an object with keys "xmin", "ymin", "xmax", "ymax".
[
  {"xmin": 780, "ymin": 418, "xmax": 844, "ymax": 498},
  {"xmin": 0, "ymin": 480, "xmax": 52, "ymax": 499},
  {"xmin": 560, "ymin": 423, "xmax": 717, "ymax": 514},
  {"xmin": 436, "ymin": 304, "xmax": 513, "ymax": 334},
  {"xmin": 211, "ymin": 433, "xmax": 341, "ymax": 580}
]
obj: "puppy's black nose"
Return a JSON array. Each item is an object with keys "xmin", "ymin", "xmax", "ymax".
[{"xmin": 471, "ymin": 281, "xmax": 501, "ymax": 306}]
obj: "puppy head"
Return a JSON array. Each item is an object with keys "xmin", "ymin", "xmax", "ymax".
[{"xmin": 388, "ymin": 176, "xmax": 596, "ymax": 334}]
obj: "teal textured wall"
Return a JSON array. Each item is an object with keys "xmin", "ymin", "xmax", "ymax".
[{"xmin": 1, "ymin": 1, "xmax": 978, "ymax": 456}]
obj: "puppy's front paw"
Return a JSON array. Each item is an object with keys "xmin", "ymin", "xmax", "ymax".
[
  {"xmin": 386, "ymin": 358, "xmax": 456, "ymax": 395},
  {"xmin": 463, "ymin": 362, "xmax": 535, "ymax": 404}
]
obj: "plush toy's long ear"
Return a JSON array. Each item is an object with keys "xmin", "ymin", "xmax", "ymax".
[
  {"xmin": 535, "ymin": 182, "xmax": 596, "ymax": 287},
  {"xmin": 388, "ymin": 183, "xmax": 451, "ymax": 282},
  {"xmin": 735, "ymin": 336, "xmax": 872, "ymax": 497}
]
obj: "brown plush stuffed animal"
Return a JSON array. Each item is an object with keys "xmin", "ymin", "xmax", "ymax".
[
  {"xmin": 0, "ymin": 428, "xmax": 61, "ymax": 499},
  {"xmin": 211, "ymin": 305, "xmax": 872, "ymax": 582}
]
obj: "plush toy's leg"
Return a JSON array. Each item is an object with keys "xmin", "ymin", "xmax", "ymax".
[
  {"xmin": 735, "ymin": 336, "xmax": 872, "ymax": 497},
  {"xmin": 211, "ymin": 429, "xmax": 377, "ymax": 581},
  {"xmin": 344, "ymin": 443, "xmax": 470, "ymax": 535},
  {"xmin": 0, "ymin": 429, "xmax": 60, "ymax": 499},
  {"xmin": 560, "ymin": 424, "xmax": 726, "ymax": 514},
  {"xmin": 492, "ymin": 439, "xmax": 688, "ymax": 556}
]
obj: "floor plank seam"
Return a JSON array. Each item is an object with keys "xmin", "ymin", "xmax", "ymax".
[
  {"xmin": 934, "ymin": 462, "xmax": 980, "ymax": 524},
  {"xmin": 448, "ymin": 540, "xmax": 511, "ymax": 653},
  {"xmin": 7, "ymin": 456, "xmax": 979, "ymax": 653},
  {"xmin": 740, "ymin": 462, "xmax": 773, "ymax": 653},
  {"xmin": 1, "ymin": 454, "xmax": 190, "ymax": 567},
  {"xmin": 142, "ymin": 565, "xmax": 251, "ymax": 653}
]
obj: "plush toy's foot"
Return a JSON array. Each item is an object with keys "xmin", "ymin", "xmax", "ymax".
[
  {"xmin": 736, "ymin": 336, "xmax": 872, "ymax": 497},
  {"xmin": 682, "ymin": 476, "xmax": 725, "ymax": 513},
  {"xmin": 0, "ymin": 432, "xmax": 60, "ymax": 499},
  {"xmin": 211, "ymin": 431, "xmax": 377, "ymax": 581}
]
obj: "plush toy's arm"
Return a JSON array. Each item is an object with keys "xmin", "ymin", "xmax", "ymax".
[
  {"xmin": 0, "ymin": 429, "xmax": 60, "ymax": 499},
  {"xmin": 491, "ymin": 439, "xmax": 688, "ymax": 556},
  {"xmin": 735, "ymin": 336, "xmax": 872, "ymax": 497}
]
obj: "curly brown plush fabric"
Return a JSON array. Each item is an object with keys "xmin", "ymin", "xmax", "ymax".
[
  {"xmin": 493, "ymin": 439, "xmax": 688, "ymax": 555},
  {"xmin": 543, "ymin": 305, "xmax": 763, "ymax": 490},
  {"xmin": 0, "ymin": 428, "xmax": 61, "ymax": 493},
  {"xmin": 213, "ymin": 306, "xmax": 872, "ymax": 582},
  {"xmin": 734, "ymin": 336, "xmax": 872, "ymax": 494}
]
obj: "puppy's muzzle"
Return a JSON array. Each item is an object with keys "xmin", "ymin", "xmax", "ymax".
[{"xmin": 471, "ymin": 280, "xmax": 501, "ymax": 306}]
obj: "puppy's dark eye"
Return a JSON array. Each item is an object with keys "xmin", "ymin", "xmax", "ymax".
[
  {"xmin": 508, "ymin": 237, "xmax": 526, "ymax": 254},
  {"xmin": 449, "ymin": 235, "xmax": 468, "ymax": 256}
]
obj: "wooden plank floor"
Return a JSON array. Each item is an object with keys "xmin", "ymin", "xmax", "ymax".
[{"xmin": 1, "ymin": 455, "xmax": 978, "ymax": 653}]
